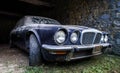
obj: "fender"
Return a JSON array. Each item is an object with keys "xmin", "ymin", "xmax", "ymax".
[
  {"xmin": 28, "ymin": 29, "xmax": 41, "ymax": 46},
  {"xmin": 25, "ymin": 29, "xmax": 41, "ymax": 52},
  {"xmin": 28, "ymin": 29, "xmax": 46, "ymax": 59}
]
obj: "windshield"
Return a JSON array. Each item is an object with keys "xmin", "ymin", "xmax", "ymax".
[{"xmin": 31, "ymin": 17, "xmax": 61, "ymax": 25}]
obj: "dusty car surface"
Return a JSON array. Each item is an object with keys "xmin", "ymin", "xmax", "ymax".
[{"xmin": 10, "ymin": 16, "xmax": 110, "ymax": 66}]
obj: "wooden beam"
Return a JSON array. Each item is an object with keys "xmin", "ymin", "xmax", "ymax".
[{"xmin": 19, "ymin": 0, "xmax": 52, "ymax": 7}]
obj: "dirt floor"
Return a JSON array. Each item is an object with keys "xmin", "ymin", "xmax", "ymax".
[{"xmin": 0, "ymin": 44, "xmax": 28, "ymax": 73}]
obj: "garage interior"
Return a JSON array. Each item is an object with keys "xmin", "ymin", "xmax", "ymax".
[{"xmin": 0, "ymin": 0, "xmax": 120, "ymax": 55}]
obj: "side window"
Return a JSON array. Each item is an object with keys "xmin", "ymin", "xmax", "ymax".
[{"xmin": 32, "ymin": 17, "xmax": 40, "ymax": 24}]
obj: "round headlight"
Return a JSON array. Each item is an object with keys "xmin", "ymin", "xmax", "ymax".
[
  {"xmin": 70, "ymin": 32, "xmax": 78, "ymax": 43},
  {"xmin": 101, "ymin": 35, "xmax": 104, "ymax": 42},
  {"xmin": 54, "ymin": 30, "xmax": 66, "ymax": 44},
  {"xmin": 104, "ymin": 35, "xmax": 108, "ymax": 42}
]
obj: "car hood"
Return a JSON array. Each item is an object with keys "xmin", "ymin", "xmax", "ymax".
[{"xmin": 26, "ymin": 23, "xmax": 101, "ymax": 32}]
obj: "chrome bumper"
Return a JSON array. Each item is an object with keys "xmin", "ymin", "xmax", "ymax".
[
  {"xmin": 42, "ymin": 43, "xmax": 110, "ymax": 51},
  {"xmin": 42, "ymin": 43, "xmax": 110, "ymax": 61}
]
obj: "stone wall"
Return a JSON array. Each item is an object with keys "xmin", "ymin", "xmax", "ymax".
[{"xmin": 106, "ymin": 0, "xmax": 120, "ymax": 55}]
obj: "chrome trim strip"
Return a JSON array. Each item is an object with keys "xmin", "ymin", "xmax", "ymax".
[
  {"xmin": 42, "ymin": 43, "xmax": 110, "ymax": 51},
  {"xmin": 42, "ymin": 45, "xmax": 72, "ymax": 51},
  {"xmin": 82, "ymin": 29, "xmax": 102, "ymax": 33},
  {"xmin": 70, "ymin": 52, "xmax": 102, "ymax": 60},
  {"xmin": 92, "ymin": 33, "xmax": 97, "ymax": 44}
]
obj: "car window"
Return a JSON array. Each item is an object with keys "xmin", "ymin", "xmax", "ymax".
[{"xmin": 31, "ymin": 17, "xmax": 61, "ymax": 25}]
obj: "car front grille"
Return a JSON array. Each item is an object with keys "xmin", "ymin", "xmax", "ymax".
[
  {"xmin": 94, "ymin": 33, "xmax": 102, "ymax": 44},
  {"xmin": 82, "ymin": 32, "xmax": 95, "ymax": 44},
  {"xmin": 82, "ymin": 32, "xmax": 102, "ymax": 45}
]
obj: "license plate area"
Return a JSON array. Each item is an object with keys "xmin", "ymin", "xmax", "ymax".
[{"xmin": 93, "ymin": 46, "xmax": 102, "ymax": 54}]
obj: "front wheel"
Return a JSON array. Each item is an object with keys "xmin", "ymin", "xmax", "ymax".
[{"xmin": 29, "ymin": 34, "xmax": 42, "ymax": 66}]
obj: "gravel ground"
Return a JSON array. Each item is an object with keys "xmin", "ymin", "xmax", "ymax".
[{"xmin": 0, "ymin": 44, "xmax": 28, "ymax": 73}]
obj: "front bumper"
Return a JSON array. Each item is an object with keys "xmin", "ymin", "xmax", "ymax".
[
  {"xmin": 42, "ymin": 43, "xmax": 110, "ymax": 51},
  {"xmin": 42, "ymin": 43, "xmax": 110, "ymax": 61}
]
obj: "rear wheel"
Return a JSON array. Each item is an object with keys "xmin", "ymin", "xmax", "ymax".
[{"xmin": 29, "ymin": 34, "xmax": 42, "ymax": 66}]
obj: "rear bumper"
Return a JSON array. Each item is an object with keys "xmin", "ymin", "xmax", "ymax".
[{"xmin": 41, "ymin": 43, "xmax": 110, "ymax": 61}]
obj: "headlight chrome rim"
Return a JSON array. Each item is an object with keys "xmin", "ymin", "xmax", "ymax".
[
  {"xmin": 54, "ymin": 30, "xmax": 66, "ymax": 44},
  {"xmin": 70, "ymin": 32, "xmax": 78, "ymax": 43}
]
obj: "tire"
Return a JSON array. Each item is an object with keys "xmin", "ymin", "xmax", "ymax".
[{"xmin": 29, "ymin": 34, "xmax": 42, "ymax": 66}]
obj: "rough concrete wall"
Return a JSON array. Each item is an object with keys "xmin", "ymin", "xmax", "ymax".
[
  {"xmin": 45, "ymin": 0, "xmax": 69, "ymax": 24},
  {"xmin": 49, "ymin": 0, "xmax": 109, "ymax": 25},
  {"xmin": 68, "ymin": 0, "xmax": 108, "ymax": 26}
]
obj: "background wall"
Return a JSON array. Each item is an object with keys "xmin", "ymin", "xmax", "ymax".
[{"xmin": 49, "ymin": 0, "xmax": 109, "ymax": 25}]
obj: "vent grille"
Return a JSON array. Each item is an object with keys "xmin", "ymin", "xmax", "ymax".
[
  {"xmin": 82, "ymin": 32, "xmax": 102, "ymax": 45},
  {"xmin": 82, "ymin": 32, "xmax": 95, "ymax": 44},
  {"xmin": 94, "ymin": 33, "xmax": 102, "ymax": 44}
]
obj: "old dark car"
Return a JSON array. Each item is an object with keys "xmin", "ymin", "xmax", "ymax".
[{"xmin": 10, "ymin": 16, "xmax": 110, "ymax": 66}]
